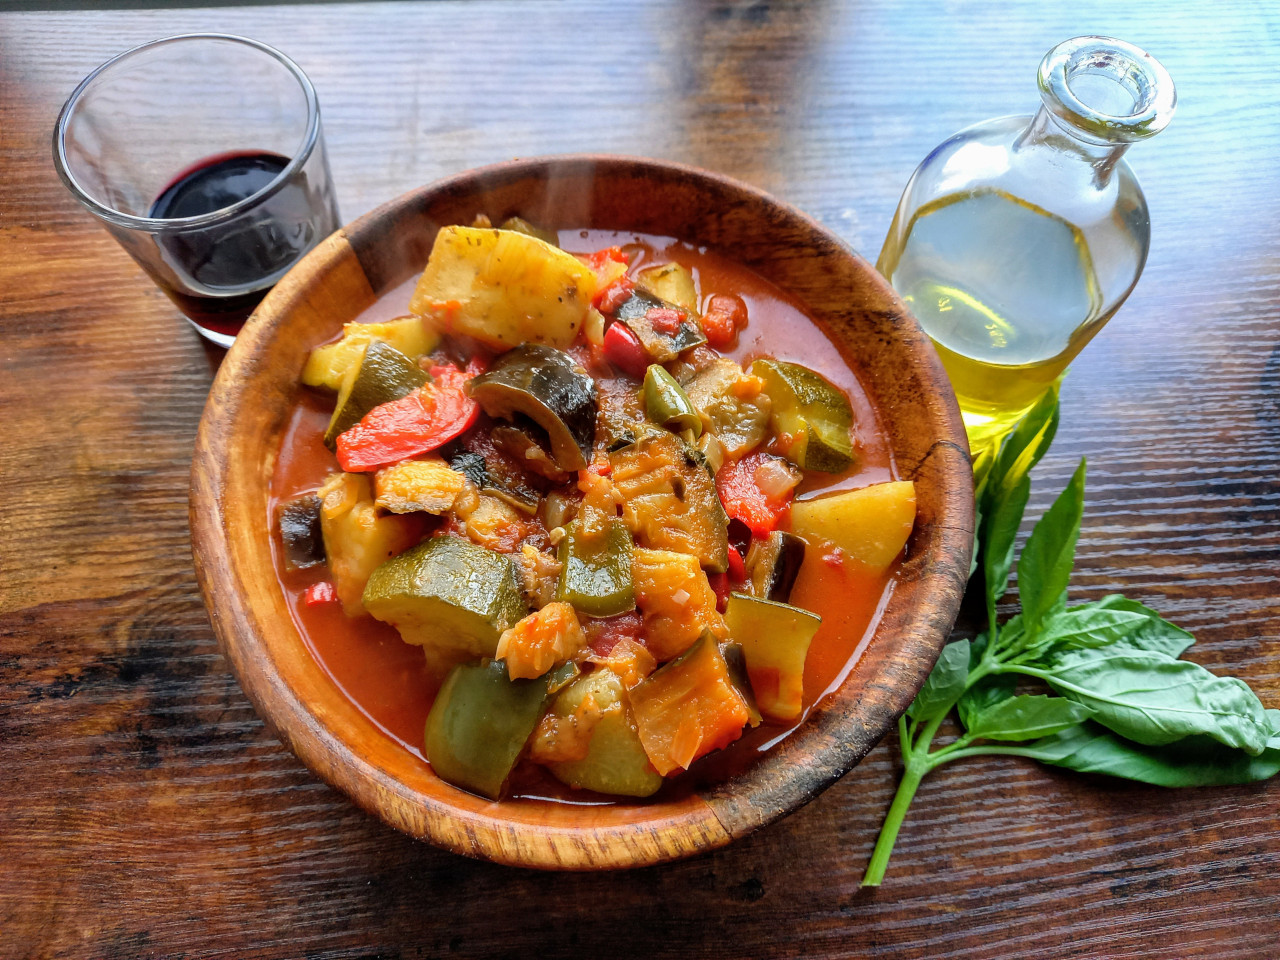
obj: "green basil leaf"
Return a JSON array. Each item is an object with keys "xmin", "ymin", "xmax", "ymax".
[
  {"xmin": 1016, "ymin": 458, "xmax": 1086, "ymax": 639},
  {"xmin": 906, "ymin": 639, "xmax": 971, "ymax": 722},
  {"xmin": 1039, "ymin": 648, "xmax": 1270, "ymax": 754},
  {"xmin": 983, "ymin": 472, "xmax": 1030, "ymax": 606},
  {"xmin": 989, "ymin": 383, "xmax": 1061, "ymax": 496},
  {"xmin": 965, "ymin": 695, "xmax": 1094, "ymax": 742},
  {"xmin": 1025, "ymin": 595, "xmax": 1195, "ymax": 660},
  {"xmin": 1021, "ymin": 714, "xmax": 1280, "ymax": 787}
]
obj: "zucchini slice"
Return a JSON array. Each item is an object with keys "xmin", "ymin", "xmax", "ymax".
[
  {"xmin": 323, "ymin": 340, "xmax": 428, "ymax": 449},
  {"xmin": 750, "ymin": 359, "xmax": 855, "ymax": 472}
]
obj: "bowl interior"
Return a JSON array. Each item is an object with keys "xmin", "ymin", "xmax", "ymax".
[{"xmin": 190, "ymin": 155, "xmax": 973, "ymax": 869}]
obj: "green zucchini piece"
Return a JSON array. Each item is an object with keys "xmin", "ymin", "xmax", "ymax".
[
  {"xmin": 610, "ymin": 431, "xmax": 729, "ymax": 572},
  {"xmin": 556, "ymin": 520, "xmax": 636, "ymax": 617},
  {"xmin": 467, "ymin": 343, "xmax": 597, "ymax": 471},
  {"xmin": 425, "ymin": 659, "xmax": 575, "ymax": 800},
  {"xmin": 323, "ymin": 340, "xmax": 428, "ymax": 449},
  {"xmin": 723, "ymin": 592, "xmax": 821, "ymax": 723},
  {"xmin": 683, "ymin": 358, "xmax": 771, "ymax": 458},
  {"xmin": 545, "ymin": 667, "xmax": 663, "ymax": 798},
  {"xmin": 635, "ymin": 262, "xmax": 698, "ymax": 316},
  {"xmin": 363, "ymin": 536, "xmax": 527, "ymax": 674},
  {"xmin": 643, "ymin": 364, "xmax": 702, "ymax": 438},
  {"xmin": 745, "ymin": 530, "xmax": 807, "ymax": 604},
  {"xmin": 613, "ymin": 289, "xmax": 707, "ymax": 362},
  {"xmin": 749, "ymin": 359, "xmax": 855, "ymax": 472}
]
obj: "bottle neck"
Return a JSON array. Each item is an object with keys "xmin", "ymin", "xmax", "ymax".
[{"xmin": 1014, "ymin": 105, "xmax": 1130, "ymax": 188}]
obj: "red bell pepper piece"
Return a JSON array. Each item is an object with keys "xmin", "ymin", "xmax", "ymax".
[
  {"xmin": 304, "ymin": 581, "xmax": 338, "ymax": 606},
  {"xmin": 335, "ymin": 365, "xmax": 479, "ymax": 472},
  {"xmin": 585, "ymin": 246, "xmax": 628, "ymax": 271},
  {"xmin": 716, "ymin": 452, "xmax": 794, "ymax": 538},
  {"xmin": 602, "ymin": 321, "xmax": 649, "ymax": 379}
]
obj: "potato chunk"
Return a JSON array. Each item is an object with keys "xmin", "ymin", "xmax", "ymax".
[
  {"xmin": 317, "ymin": 472, "xmax": 422, "ymax": 616},
  {"xmin": 409, "ymin": 226, "xmax": 598, "ymax": 350},
  {"xmin": 788, "ymin": 480, "xmax": 916, "ymax": 572},
  {"xmin": 496, "ymin": 601, "xmax": 587, "ymax": 680}
]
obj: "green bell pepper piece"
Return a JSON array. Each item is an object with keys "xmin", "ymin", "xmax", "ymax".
[
  {"xmin": 643, "ymin": 364, "xmax": 703, "ymax": 438},
  {"xmin": 555, "ymin": 519, "xmax": 636, "ymax": 617},
  {"xmin": 425, "ymin": 659, "xmax": 575, "ymax": 800}
]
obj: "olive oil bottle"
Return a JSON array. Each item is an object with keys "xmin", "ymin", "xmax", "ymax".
[{"xmin": 878, "ymin": 37, "xmax": 1175, "ymax": 449}]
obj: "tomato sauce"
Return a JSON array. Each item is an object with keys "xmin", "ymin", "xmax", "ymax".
[{"xmin": 268, "ymin": 231, "xmax": 899, "ymax": 794}]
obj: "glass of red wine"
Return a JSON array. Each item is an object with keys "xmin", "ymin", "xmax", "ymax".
[{"xmin": 53, "ymin": 34, "xmax": 340, "ymax": 347}]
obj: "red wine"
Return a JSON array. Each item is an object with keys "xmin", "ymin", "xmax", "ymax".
[{"xmin": 148, "ymin": 150, "xmax": 335, "ymax": 339}]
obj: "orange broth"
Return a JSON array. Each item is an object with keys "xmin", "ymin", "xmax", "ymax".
[{"xmin": 268, "ymin": 230, "xmax": 900, "ymax": 798}]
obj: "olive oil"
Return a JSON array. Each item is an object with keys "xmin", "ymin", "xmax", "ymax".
[
  {"xmin": 876, "ymin": 37, "xmax": 1176, "ymax": 449},
  {"xmin": 879, "ymin": 188, "xmax": 1113, "ymax": 445}
]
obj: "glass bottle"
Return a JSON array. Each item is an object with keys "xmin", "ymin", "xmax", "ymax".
[{"xmin": 877, "ymin": 36, "xmax": 1176, "ymax": 448}]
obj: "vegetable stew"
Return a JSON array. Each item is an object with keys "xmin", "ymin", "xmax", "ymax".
[{"xmin": 270, "ymin": 222, "xmax": 915, "ymax": 802}]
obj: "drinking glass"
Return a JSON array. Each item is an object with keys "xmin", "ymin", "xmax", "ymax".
[{"xmin": 53, "ymin": 34, "xmax": 341, "ymax": 347}]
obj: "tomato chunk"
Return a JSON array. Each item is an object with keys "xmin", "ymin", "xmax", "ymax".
[
  {"xmin": 336, "ymin": 365, "xmax": 479, "ymax": 472},
  {"xmin": 700, "ymin": 294, "xmax": 747, "ymax": 348},
  {"xmin": 716, "ymin": 452, "xmax": 795, "ymax": 537},
  {"xmin": 602, "ymin": 321, "xmax": 649, "ymax": 379}
]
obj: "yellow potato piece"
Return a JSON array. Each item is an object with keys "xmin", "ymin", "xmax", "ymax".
[
  {"xmin": 788, "ymin": 480, "xmax": 916, "ymax": 572},
  {"xmin": 409, "ymin": 226, "xmax": 598, "ymax": 350}
]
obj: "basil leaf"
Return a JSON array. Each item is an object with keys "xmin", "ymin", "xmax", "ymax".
[
  {"xmin": 956, "ymin": 631, "xmax": 1017, "ymax": 730},
  {"xmin": 1039, "ymin": 648, "xmax": 1270, "ymax": 754},
  {"xmin": 1024, "ymin": 595, "xmax": 1195, "ymax": 661},
  {"xmin": 965, "ymin": 695, "xmax": 1094, "ymax": 742},
  {"xmin": 983, "ymin": 472, "xmax": 1030, "ymax": 606},
  {"xmin": 906, "ymin": 639, "xmax": 971, "ymax": 722},
  {"xmin": 1016, "ymin": 458, "xmax": 1086, "ymax": 639},
  {"xmin": 1021, "ymin": 713, "xmax": 1280, "ymax": 787},
  {"xmin": 989, "ymin": 383, "xmax": 1061, "ymax": 495},
  {"xmin": 969, "ymin": 444, "xmax": 997, "ymax": 579}
]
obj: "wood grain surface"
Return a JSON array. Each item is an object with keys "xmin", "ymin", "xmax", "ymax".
[{"xmin": 2, "ymin": 1, "xmax": 1278, "ymax": 957}]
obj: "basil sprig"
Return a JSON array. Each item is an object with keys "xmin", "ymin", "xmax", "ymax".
[{"xmin": 862, "ymin": 392, "xmax": 1280, "ymax": 886}]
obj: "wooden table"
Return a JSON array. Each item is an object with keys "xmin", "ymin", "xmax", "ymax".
[{"xmin": 4, "ymin": 2, "xmax": 1278, "ymax": 957}]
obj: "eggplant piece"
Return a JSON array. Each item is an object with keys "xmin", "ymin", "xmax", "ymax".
[
  {"xmin": 467, "ymin": 343, "xmax": 597, "ymax": 471},
  {"xmin": 745, "ymin": 531, "xmax": 807, "ymax": 604},
  {"xmin": 278, "ymin": 493, "xmax": 325, "ymax": 570},
  {"xmin": 491, "ymin": 423, "xmax": 573, "ymax": 484},
  {"xmin": 612, "ymin": 289, "xmax": 707, "ymax": 362},
  {"xmin": 449, "ymin": 450, "xmax": 489, "ymax": 488}
]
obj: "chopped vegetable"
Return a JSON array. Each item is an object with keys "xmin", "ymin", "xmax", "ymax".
[
  {"xmin": 556, "ymin": 519, "xmax": 636, "ymax": 618},
  {"xmin": 425, "ymin": 659, "xmax": 574, "ymax": 799},
  {"xmin": 304, "ymin": 580, "xmax": 338, "ymax": 606},
  {"xmin": 642, "ymin": 364, "xmax": 702, "ymax": 438},
  {"xmin": 588, "ymin": 636, "xmax": 656, "ymax": 687},
  {"xmin": 324, "ymin": 340, "xmax": 429, "ymax": 449},
  {"xmin": 716, "ymin": 452, "xmax": 796, "ymax": 538},
  {"xmin": 456, "ymin": 494, "xmax": 528, "ymax": 553},
  {"xmin": 683, "ymin": 358, "xmax": 770, "ymax": 457},
  {"xmin": 500, "ymin": 216, "xmax": 560, "ymax": 247},
  {"xmin": 629, "ymin": 633, "xmax": 751, "ymax": 775},
  {"xmin": 278, "ymin": 493, "xmax": 325, "ymax": 570},
  {"xmin": 723, "ymin": 592, "xmax": 821, "ymax": 722},
  {"xmin": 699, "ymin": 294, "xmax": 747, "ymax": 348},
  {"xmin": 543, "ymin": 667, "xmax": 663, "ymax": 797},
  {"xmin": 788, "ymin": 480, "xmax": 916, "ymax": 572},
  {"xmin": 750, "ymin": 358, "xmax": 855, "ymax": 472},
  {"xmin": 631, "ymin": 547, "xmax": 727, "ymax": 661},
  {"xmin": 635, "ymin": 262, "xmax": 698, "ymax": 316},
  {"xmin": 467, "ymin": 343, "xmax": 597, "ymax": 471},
  {"xmin": 302, "ymin": 316, "xmax": 438, "ymax": 391},
  {"xmin": 610, "ymin": 431, "xmax": 730, "ymax": 572},
  {"xmin": 601, "ymin": 321, "xmax": 649, "ymax": 379},
  {"xmin": 317, "ymin": 472, "xmax": 423, "ymax": 616},
  {"xmin": 745, "ymin": 530, "xmax": 806, "ymax": 603},
  {"xmin": 496, "ymin": 601, "xmax": 587, "ymax": 680},
  {"xmin": 409, "ymin": 226, "xmax": 598, "ymax": 349},
  {"xmin": 336, "ymin": 365, "xmax": 479, "ymax": 472},
  {"xmin": 362, "ymin": 535, "xmax": 527, "ymax": 675},
  {"xmin": 374, "ymin": 457, "xmax": 467, "ymax": 514},
  {"xmin": 611, "ymin": 288, "xmax": 707, "ymax": 362}
]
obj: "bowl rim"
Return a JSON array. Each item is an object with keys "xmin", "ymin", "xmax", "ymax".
[{"xmin": 190, "ymin": 153, "xmax": 973, "ymax": 870}]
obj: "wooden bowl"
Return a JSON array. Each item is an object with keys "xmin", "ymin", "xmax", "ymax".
[{"xmin": 190, "ymin": 155, "xmax": 973, "ymax": 869}]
